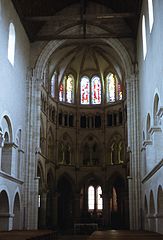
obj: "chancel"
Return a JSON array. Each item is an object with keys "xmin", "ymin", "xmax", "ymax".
[{"xmin": 0, "ymin": 0, "xmax": 163, "ymax": 239}]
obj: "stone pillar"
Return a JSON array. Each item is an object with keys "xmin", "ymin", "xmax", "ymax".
[
  {"xmin": 51, "ymin": 191, "xmax": 59, "ymax": 229},
  {"xmin": 24, "ymin": 68, "xmax": 42, "ymax": 229},
  {"xmin": 126, "ymin": 73, "xmax": 141, "ymax": 230},
  {"xmin": 74, "ymin": 192, "xmax": 80, "ymax": 223},
  {"xmin": 39, "ymin": 191, "xmax": 47, "ymax": 228},
  {"xmin": 103, "ymin": 191, "xmax": 110, "ymax": 228}
]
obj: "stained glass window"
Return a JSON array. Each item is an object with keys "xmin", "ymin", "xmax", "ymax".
[
  {"xmin": 59, "ymin": 83, "xmax": 64, "ymax": 102},
  {"xmin": 88, "ymin": 186, "xmax": 95, "ymax": 210},
  {"xmin": 97, "ymin": 186, "xmax": 103, "ymax": 210},
  {"xmin": 117, "ymin": 82, "xmax": 123, "ymax": 100},
  {"xmin": 51, "ymin": 74, "xmax": 55, "ymax": 97},
  {"xmin": 81, "ymin": 76, "xmax": 90, "ymax": 104},
  {"xmin": 91, "ymin": 76, "xmax": 101, "ymax": 104},
  {"xmin": 66, "ymin": 74, "xmax": 74, "ymax": 103},
  {"xmin": 107, "ymin": 73, "xmax": 116, "ymax": 102},
  {"xmin": 106, "ymin": 73, "xmax": 122, "ymax": 103}
]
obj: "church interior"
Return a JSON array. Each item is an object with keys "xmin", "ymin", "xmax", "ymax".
[{"xmin": 0, "ymin": 0, "xmax": 163, "ymax": 239}]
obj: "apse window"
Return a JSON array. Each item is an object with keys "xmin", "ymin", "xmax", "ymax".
[
  {"xmin": 142, "ymin": 15, "xmax": 147, "ymax": 60},
  {"xmin": 148, "ymin": 0, "xmax": 154, "ymax": 33},
  {"xmin": 8, "ymin": 22, "xmax": 16, "ymax": 66},
  {"xmin": 80, "ymin": 75, "xmax": 101, "ymax": 105},
  {"xmin": 50, "ymin": 73, "xmax": 56, "ymax": 97},
  {"xmin": 59, "ymin": 74, "xmax": 74, "ymax": 103},
  {"xmin": 106, "ymin": 73, "xmax": 122, "ymax": 103},
  {"xmin": 81, "ymin": 76, "xmax": 90, "ymax": 104}
]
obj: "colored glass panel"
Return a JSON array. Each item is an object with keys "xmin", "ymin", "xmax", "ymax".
[
  {"xmin": 59, "ymin": 83, "xmax": 64, "ymax": 101},
  {"xmin": 91, "ymin": 76, "xmax": 101, "ymax": 104},
  {"xmin": 107, "ymin": 73, "xmax": 116, "ymax": 102},
  {"xmin": 81, "ymin": 76, "xmax": 90, "ymax": 104},
  {"xmin": 66, "ymin": 75, "xmax": 73, "ymax": 103},
  {"xmin": 118, "ymin": 82, "xmax": 123, "ymax": 100}
]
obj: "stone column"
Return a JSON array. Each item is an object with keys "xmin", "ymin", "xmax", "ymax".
[
  {"xmin": 39, "ymin": 191, "xmax": 47, "ymax": 228},
  {"xmin": 24, "ymin": 68, "xmax": 42, "ymax": 229},
  {"xmin": 126, "ymin": 73, "xmax": 141, "ymax": 230},
  {"xmin": 74, "ymin": 192, "xmax": 81, "ymax": 223},
  {"xmin": 51, "ymin": 190, "xmax": 59, "ymax": 229},
  {"xmin": 103, "ymin": 191, "xmax": 110, "ymax": 228}
]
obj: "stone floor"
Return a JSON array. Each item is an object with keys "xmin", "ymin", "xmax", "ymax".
[
  {"xmin": 0, "ymin": 230, "xmax": 163, "ymax": 240},
  {"xmin": 88, "ymin": 230, "xmax": 163, "ymax": 240}
]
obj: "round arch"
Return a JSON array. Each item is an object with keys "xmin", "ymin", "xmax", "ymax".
[
  {"xmin": 0, "ymin": 190, "xmax": 10, "ymax": 231},
  {"xmin": 34, "ymin": 38, "xmax": 132, "ymax": 83},
  {"xmin": 13, "ymin": 192, "xmax": 21, "ymax": 230}
]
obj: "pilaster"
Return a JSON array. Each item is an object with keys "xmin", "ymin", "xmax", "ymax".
[{"xmin": 126, "ymin": 72, "xmax": 141, "ymax": 230}]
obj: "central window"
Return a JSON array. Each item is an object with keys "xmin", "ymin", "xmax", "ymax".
[
  {"xmin": 81, "ymin": 75, "xmax": 101, "ymax": 105},
  {"xmin": 88, "ymin": 185, "xmax": 103, "ymax": 211}
]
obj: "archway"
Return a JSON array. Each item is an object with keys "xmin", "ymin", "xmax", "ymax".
[
  {"xmin": 46, "ymin": 170, "xmax": 54, "ymax": 229},
  {"xmin": 57, "ymin": 176, "xmax": 74, "ymax": 231},
  {"xmin": 77, "ymin": 173, "xmax": 104, "ymax": 232},
  {"xmin": 149, "ymin": 190, "xmax": 156, "ymax": 232},
  {"xmin": 144, "ymin": 195, "xmax": 148, "ymax": 230},
  {"xmin": 108, "ymin": 175, "xmax": 128, "ymax": 229},
  {"xmin": 157, "ymin": 186, "xmax": 163, "ymax": 234},
  {"xmin": 13, "ymin": 193, "xmax": 21, "ymax": 230},
  {"xmin": 0, "ymin": 190, "xmax": 10, "ymax": 231}
]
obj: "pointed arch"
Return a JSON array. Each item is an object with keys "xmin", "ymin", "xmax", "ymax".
[
  {"xmin": 149, "ymin": 190, "xmax": 155, "ymax": 215},
  {"xmin": 153, "ymin": 93, "xmax": 159, "ymax": 126},
  {"xmin": 146, "ymin": 113, "xmax": 151, "ymax": 140},
  {"xmin": 66, "ymin": 74, "xmax": 74, "ymax": 103},
  {"xmin": 91, "ymin": 75, "xmax": 101, "ymax": 104},
  {"xmin": 157, "ymin": 185, "xmax": 163, "ymax": 214},
  {"xmin": 80, "ymin": 76, "xmax": 90, "ymax": 104}
]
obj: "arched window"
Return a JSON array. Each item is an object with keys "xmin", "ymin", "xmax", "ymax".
[
  {"xmin": 0, "ymin": 0, "xmax": 1, "ymax": 20},
  {"xmin": 59, "ymin": 74, "xmax": 74, "ymax": 103},
  {"xmin": 142, "ymin": 15, "xmax": 147, "ymax": 60},
  {"xmin": 106, "ymin": 73, "xmax": 122, "ymax": 103},
  {"xmin": 88, "ymin": 186, "xmax": 95, "ymax": 210},
  {"xmin": 91, "ymin": 76, "xmax": 101, "ymax": 104},
  {"xmin": 81, "ymin": 76, "xmax": 90, "ymax": 104},
  {"xmin": 59, "ymin": 83, "xmax": 64, "ymax": 102},
  {"xmin": 146, "ymin": 113, "xmax": 151, "ymax": 140},
  {"xmin": 8, "ymin": 22, "xmax": 16, "ymax": 65},
  {"xmin": 97, "ymin": 186, "xmax": 103, "ymax": 210},
  {"xmin": 88, "ymin": 185, "xmax": 103, "ymax": 211},
  {"xmin": 66, "ymin": 74, "xmax": 74, "ymax": 103},
  {"xmin": 50, "ymin": 73, "xmax": 56, "ymax": 97},
  {"xmin": 153, "ymin": 94, "xmax": 159, "ymax": 126},
  {"xmin": 148, "ymin": 0, "xmax": 154, "ymax": 33}
]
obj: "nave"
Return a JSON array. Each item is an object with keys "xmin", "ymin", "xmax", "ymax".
[{"xmin": 58, "ymin": 230, "xmax": 163, "ymax": 240}]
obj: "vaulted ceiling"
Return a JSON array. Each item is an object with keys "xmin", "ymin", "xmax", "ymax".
[{"xmin": 12, "ymin": 0, "xmax": 142, "ymax": 42}]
